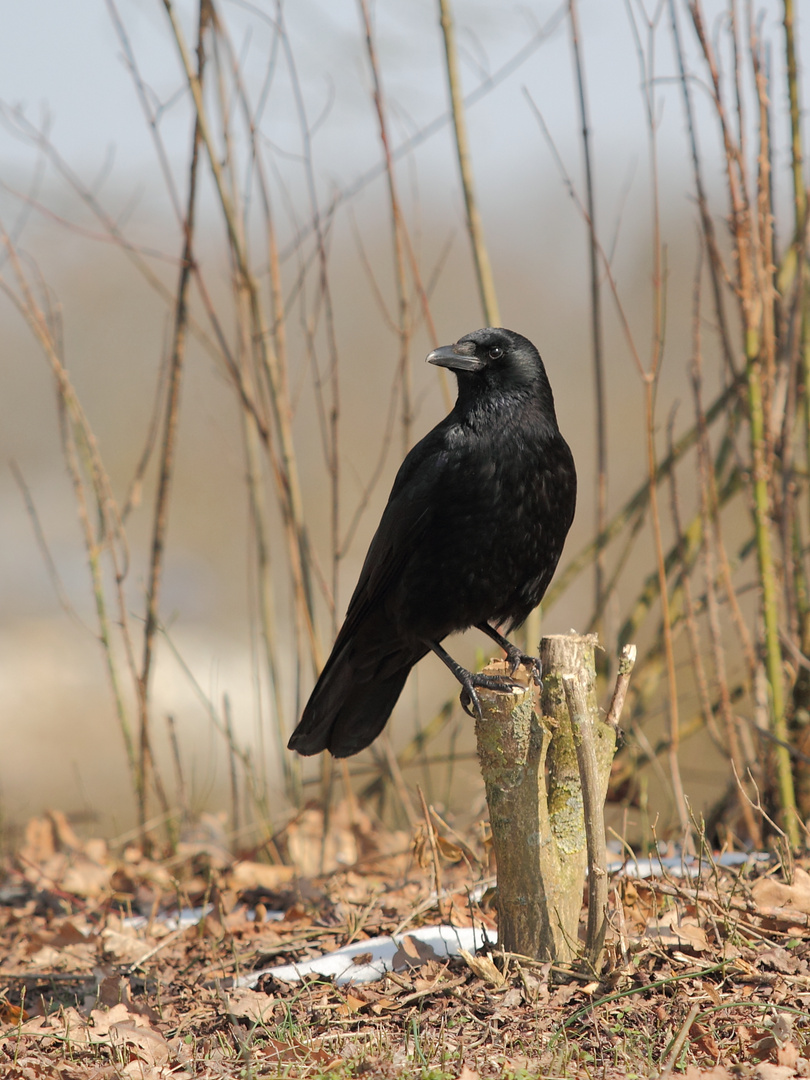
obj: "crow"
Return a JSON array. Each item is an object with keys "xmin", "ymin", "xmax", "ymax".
[{"xmin": 288, "ymin": 327, "xmax": 577, "ymax": 758}]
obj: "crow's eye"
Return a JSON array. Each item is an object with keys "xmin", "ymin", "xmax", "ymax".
[{"xmin": 488, "ymin": 345, "xmax": 503, "ymax": 360}]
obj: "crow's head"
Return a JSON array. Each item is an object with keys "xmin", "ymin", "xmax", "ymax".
[{"xmin": 427, "ymin": 327, "xmax": 554, "ymax": 405}]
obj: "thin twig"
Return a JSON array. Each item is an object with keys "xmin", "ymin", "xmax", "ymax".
[
  {"xmin": 657, "ymin": 1002, "xmax": 700, "ymax": 1078},
  {"xmin": 624, "ymin": 0, "xmax": 689, "ymax": 844},
  {"xmin": 417, "ymin": 786, "xmax": 445, "ymax": 921},
  {"xmin": 437, "ymin": 0, "xmax": 500, "ymax": 326},
  {"xmin": 138, "ymin": 0, "xmax": 207, "ymax": 830},
  {"xmin": 166, "ymin": 714, "xmax": 189, "ymax": 819},
  {"xmin": 569, "ymin": 0, "xmax": 607, "ymax": 624},
  {"xmin": 357, "ymin": 0, "xmax": 414, "ymax": 453}
]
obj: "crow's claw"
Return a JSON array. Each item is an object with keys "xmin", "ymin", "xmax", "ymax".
[
  {"xmin": 503, "ymin": 645, "xmax": 542, "ymax": 683},
  {"xmin": 475, "ymin": 622, "xmax": 542, "ymax": 684},
  {"xmin": 459, "ymin": 671, "xmax": 524, "ymax": 719},
  {"xmin": 460, "ymin": 687, "xmax": 480, "ymax": 719}
]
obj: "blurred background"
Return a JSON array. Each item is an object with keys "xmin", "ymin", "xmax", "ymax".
[{"xmin": 1, "ymin": 0, "xmax": 808, "ymax": 849}]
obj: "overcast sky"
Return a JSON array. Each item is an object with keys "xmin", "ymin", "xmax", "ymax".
[{"xmin": 4, "ymin": 0, "xmax": 803, "ymax": 224}]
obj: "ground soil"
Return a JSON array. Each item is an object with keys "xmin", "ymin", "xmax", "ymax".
[{"xmin": 2, "ymin": 807, "xmax": 810, "ymax": 1079}]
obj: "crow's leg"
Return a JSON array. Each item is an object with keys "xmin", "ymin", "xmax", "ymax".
[
  {"xmin": 475, "ymin": 622, "xmax": 542, "ymax": 683},
  {"xmin": 426, "ymin": 639, "xmax": 522, "ymax": 719}
]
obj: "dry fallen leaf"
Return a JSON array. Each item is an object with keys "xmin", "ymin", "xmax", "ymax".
[
  {"xmin": 337, "ymin": 992, "xmax": 366, "ymax": 1017},
  {"xmin": 549, "ymin": 982, "xmax": 579, "ymax": 1008},
  {"xmin": 690, "ymin": 1021, "xmax": 721, "ymax": 1061},
  {"xmin": 436, "ymin": 835, "xmax": 464, "ymax": 863},
  {"xmin": 458, "ymin": 948, "xmax": 505, "ymax": 987},
  {"xmin": 61, "ymin": 855, "xmax": 112, "ymax": 898},
  {"xmin": 778, "ymin": 1042, "xmax": 801, "ymax": 1070},
  {"xmin": 392, "ymin": 934, "xmax": 440, "ymax": 971},
  {"xmin": 255, "ymin": 1034, "xmax": 337, "ymax": 1068},
  {"xmin": 752, "ymin": 868, "xmax": 810, "ymax": 915},
  {"xmin": 102, "ymin": 924, "xmax": 150, "ymax": 965},
  {"xmin": 753, "ymin": 1065, "xmax": 797, "ymax": 1080},
  {"xmin": 17, "ymin": 1006, "xmax": 98, "ymax": 1046},
  {"xmin": 228, "ymin": 859, "xmax": 296, "ymax": 892},
  {"xmin": 98, "ymin": 974, "xmax": 133, "ymax": 1009},
  {"xmin": 759, "ymin": 947, "xmax": 801, "ymax": 974},
  {"xmin": 644, "ymin": 916, "xmax": 708, "ymax": 952},
  {"xmin": 10, "ymin": 808, "xmax": 810, "ymax": 1080},
  {"xmin": 47, "ymin": 918, "xmax": 93, "ymax": 947},
  {"xmin": 369, "ymin": 996, "xmax": 398, "ymax": 1014},
  {"xmin": 680, "ymin": 1068, "xmax": 733, "ymax": 1079},
  {"xmin": 225, "ymin": 987, "xmax": 276, "ymax": 1024},
  {"xmin": 0, "ymin": 1001, "xmax": 27, "ymax": 1024},
  {"xmin": 107, "ymin": 1019, "xmax": 172, "ymax": 1067},
  {"xmin": 90, "ymin": 1003, "xmax": 152, "ymax": 1036}
]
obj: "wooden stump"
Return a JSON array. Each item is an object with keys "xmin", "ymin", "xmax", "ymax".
[{"xmin": 474, "ymin": 633, "xmax": 617, "ymax": 967}]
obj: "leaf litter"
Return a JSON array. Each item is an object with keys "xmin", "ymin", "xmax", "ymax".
[{"xmin": 2, "ymin": 806, "xmax": 810, "ymax": 1078}]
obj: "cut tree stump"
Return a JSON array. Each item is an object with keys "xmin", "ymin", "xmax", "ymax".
[{"xmin": 474, "ymin": 633, "xmax": 620, "ymax": 968}]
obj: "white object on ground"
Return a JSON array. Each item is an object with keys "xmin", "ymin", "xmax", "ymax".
[{"xmin": 236, "ymin": 923, "xmax": 496, "ymax": 987}]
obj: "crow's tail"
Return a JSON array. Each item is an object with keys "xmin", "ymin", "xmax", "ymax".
[{"xmin": 287, "ymin": 649, "xmax": 418, "ymax": 758}]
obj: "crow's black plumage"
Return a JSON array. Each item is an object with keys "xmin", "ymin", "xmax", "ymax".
[{"xmin": 288, "ymin": 327, "xmax": 577, "ymax": 758}]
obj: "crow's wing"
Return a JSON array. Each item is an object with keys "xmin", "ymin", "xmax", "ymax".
[
  {"xmin": 287, "ymin": 424, "xmax": 455, "ymax": 756},
  {"xmin": 328, "ymin": 420, "xmax": 453, "ymax": 654}
]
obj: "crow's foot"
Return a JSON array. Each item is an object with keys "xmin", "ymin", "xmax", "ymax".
[
  {"xmin": 501, "ymin": 643, "xmax": 543, "ymax": 683},
  {"xmin": 458, "ymin": 671, "xmax": 524, "ymax": 719},
  {"xmin": 425, "ymin": 638, "xmax": 524, "ymax": 718},
  {"xmin": 475, "ymin": 621, "xmax": 542, "ymax": 683}
]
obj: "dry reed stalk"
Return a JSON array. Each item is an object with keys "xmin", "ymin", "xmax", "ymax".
[
  {"xmin": 275, "ymin": 6, "xmax": 343, "ymax": 626},
  {"xmin": 417, "ymin": 786, "xmax": 445, "ymax": 921},
  {"xmin": 527, "ymin": 57, "xmax": 743, "ymax": 836},
  {"xmin": 569, "ymin": 0, "xmax": 608, "ymax": 628},
  {"xmin": 692, "ymin": 325, "xmax": 762, "ymax": 846},
  {"xmin": 783, "ymin": 0, "xmax": 806, "ymax": 240},
  {"xmin": 160, "ymin": 0, "xmax": 362, "ymax": 816},
  {"xmin": 223, "ymin": 694, "xmax": 241, "ymax": 836},
  {"xmin": 0, "ymin": 221, "xmax": 160, "ymax": 816},
  {"xmin": 276, "ymin": 11, "xmax": 564, "ymax": 264},
  {"xmin": 666, "ymin": 404, "xmax": 720, "ymax": 752},
  {"xmin": 437, "ymin": 0, "xmax": 500, "ymax": 328},
  {"xmin": 166, "ymin": 714, "xmax": 189, "ymax": 820},
  {"xmin": 357, "ymin": 0, "xmax": 414, "ymax": 455},
  {"xmin": 162, "ymin": 0, "xmax": 322, "ymax": 680},
  {"xmin": 625, "ymin": 0, "xmax": 690, "ymax": 843},
  {"xmin": 137, "ymin": 2, "xmax": 207, "ymax": 831},
  {"xmin": 781, "ymin": 0, "xmax": 810, "ymax": 826},
  {"xmin": 204, "ymin": 14, "xmax": 297, "ymax": 805},
  {"xmin": 161, "ymin": 632, "xmax": 275, "ymax": 827},
  {"xmin": 667, "ymin": 0, "xmax": 737, "ymax": 377},
  {"xmin": 3, "ymin": 86, "xmax": 289, "ymax": 828},
  {"xmin": 546, "ymin": 374, "xmax": 744, "ymax": 611},
  {"xmin": 689, "ymin": 0, "xmax": 798, "ymax": 844}
]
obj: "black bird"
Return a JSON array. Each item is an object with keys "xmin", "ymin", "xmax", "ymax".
[{"xmin": 288, "ymin": 327, "xmax": 577, "ymax": 758}]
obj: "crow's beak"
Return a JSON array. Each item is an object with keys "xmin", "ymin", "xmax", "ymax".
[{"xmin": 426, "ymin": 342, "xmax": 484, "ymax": 372}]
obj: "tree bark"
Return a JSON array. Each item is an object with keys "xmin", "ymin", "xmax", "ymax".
[{"xmin": 474, "ymin": 633, "xmax": 617, "ymax": 966}]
